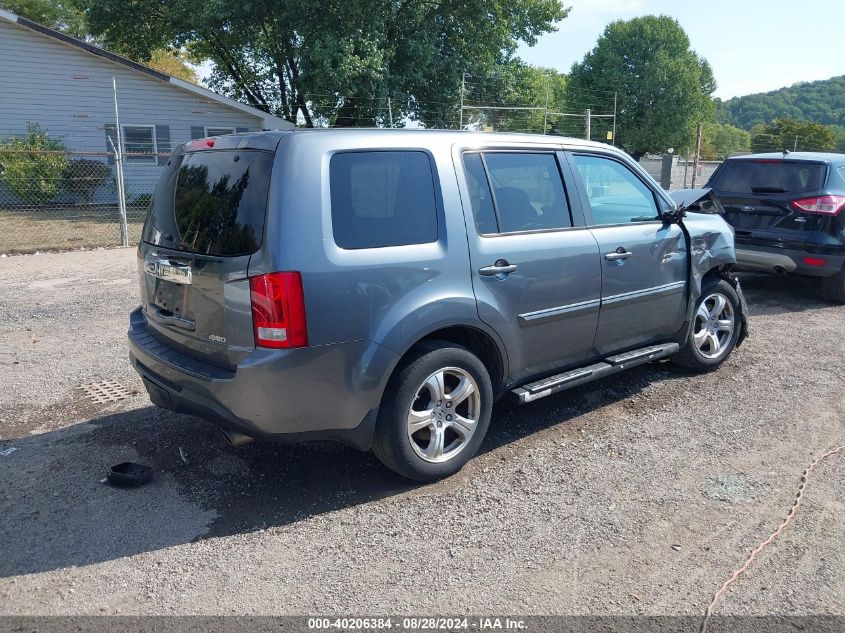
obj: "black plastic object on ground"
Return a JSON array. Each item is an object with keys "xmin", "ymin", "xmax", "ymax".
[{"xmin": 106, "ymin": 462, "xmax": 153, "ymax": 488}]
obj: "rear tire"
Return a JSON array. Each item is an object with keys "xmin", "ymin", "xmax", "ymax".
[
  {"xmin": 821, "ymin": 265, "xmax": 845, "ymax": 303},
  {"xmin": 672, "ymin": 277, "xmax": 742, "ymax": 372},
  {"xmin": 372, "ymin": 341, "xmax": 493, "ymax": 482}
]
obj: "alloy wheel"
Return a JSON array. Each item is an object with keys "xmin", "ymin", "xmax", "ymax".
[
  {"xmin": 693, "ymin": 292, "xmax": 735, "ymax": 359},
  {"xmin": 407, "ymin": 367, "xmax": 481, "ymax": 463}
]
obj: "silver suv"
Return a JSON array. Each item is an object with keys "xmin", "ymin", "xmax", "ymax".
[{"xmin": 129, "ymin": 129, "xmax": 748, "ymax": 481}]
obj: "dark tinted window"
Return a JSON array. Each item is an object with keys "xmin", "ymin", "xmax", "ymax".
[
  {"xmin": 462, "ymin": 153, "xmax": 498, "ymax": 234},
  {"xmin": 572, "ymin": 154, "xmax": 659, "ymax": 225},
  {"xmin": 123, "ymin": 126, "xmax": 156, "ymax": 163},
  {"xmin": 483, "ymin": 153, "xmax": 571, "ymax": 232},
  {"xmin": 711, "ymin": 160, "xmax": 827, "ymax": 194},
  {"xmin": 142, "ymin": 150, "xmax": 273, "ymax": 256},
  {"xmin": 330, "ymin": 151, "xmax": 438, "ymax": 249}
]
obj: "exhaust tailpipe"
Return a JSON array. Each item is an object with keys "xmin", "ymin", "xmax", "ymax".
[
  {"xmin": 773, "ymin": 266, "xmax": 786, "ymax": 275},
  {"xmin": 221, "ymin": 429, "xmax": 254, "ymax": 446}
]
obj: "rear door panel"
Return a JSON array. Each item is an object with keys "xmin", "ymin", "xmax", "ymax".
[
  {"xmin": 467, "ymin": 230, "xmax": 602, "ymax": 381},
  {"xmin": 454, "ymin": 145, "xmax": 601, "ymax": 382}
]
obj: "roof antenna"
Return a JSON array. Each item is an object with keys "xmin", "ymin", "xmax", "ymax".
[{"xmin": 782, "ymin": 148, "xmax": 790, "ymax": 156}]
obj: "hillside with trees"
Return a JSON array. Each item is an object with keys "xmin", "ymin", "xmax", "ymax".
[{"xmin": 716, "ymin": 76, "xmax": 845, "ymax": 130}]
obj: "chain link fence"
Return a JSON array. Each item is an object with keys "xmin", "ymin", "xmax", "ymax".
[{"xmin": 0, "ymin": 148, "xmax": 164, "ymax": 254}]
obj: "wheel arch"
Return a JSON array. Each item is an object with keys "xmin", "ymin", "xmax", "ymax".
[
  {"xmin": 375, "ymin": 320, "xmax": 509, "ymax": 401},
  {"xmin": 404, "ymin": 325, "xmax": 507, "ymax": 395}
]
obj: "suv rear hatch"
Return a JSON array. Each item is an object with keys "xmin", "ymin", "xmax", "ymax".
[
  {"xmin": 708, "ymin": 158, "xmax": 837, "ymax": 248},
  {"xmin": 138, "ymin": 142, "xmax": 275, "ymax": 369}
]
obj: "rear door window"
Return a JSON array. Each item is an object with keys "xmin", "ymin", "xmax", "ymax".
[
  {"xmin": 330, "ymin": 151, "xmax": 438, "ymax": 249},
  {"xmin": 142, "ymin": 150, "xmax": 273, "ymax": 256},
  {"xmin": 462, "ymin": 152, "xmax": 572, "ymax": 234},
  {"xmin": 710, "ymin": 160, "xmax": 827, "ymax": 194}
]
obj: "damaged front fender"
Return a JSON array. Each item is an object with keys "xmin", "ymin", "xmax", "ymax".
[{"xmin": 677, "ymin": 211, "xmax": 749, "ymax": 347}]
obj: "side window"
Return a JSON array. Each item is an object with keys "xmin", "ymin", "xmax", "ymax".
[
  {"xmin": 462, "ymin": 152, "xmax": 572, "ymax": 234},
  {"xmin": 462, "ymin": 153, "xmax": 498, "ymax": 234},
  {"xmin": 572, "ymin": 154, "xmax": 659, "ymax": 225},
  {"xmin": 330, "ymin": 151, "xmax": 438, "ymax": 249},
  {"xmin": 484, "ymin": 153, "xmax": 572, "ymax": 232}
]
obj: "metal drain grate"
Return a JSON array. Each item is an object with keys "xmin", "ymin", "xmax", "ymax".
[{"xmin": 79, "ymin": 380, "xmax": 132, "ymax": 404}]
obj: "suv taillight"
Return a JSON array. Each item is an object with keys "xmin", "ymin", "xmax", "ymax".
[
  {"xmin": 791, "ymin": 195, "xmax": 845, "ymax": 215},
  {"xmin": 249, "ymin": 272, "xmax": 308, "ymax": 349}
]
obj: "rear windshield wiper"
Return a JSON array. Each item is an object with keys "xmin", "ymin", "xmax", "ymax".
[{"xmin": 750, "ymin": 186, "xmax": 789, "ymax": 194}]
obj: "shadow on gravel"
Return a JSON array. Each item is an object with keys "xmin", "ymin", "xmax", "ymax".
[
  {"xmin": 0, "ymin": 361, "xmax": 680, "ymax": 579},
  {"xmin": 736, "ymin": 272, "xmax": 838, "ymax": 315}
]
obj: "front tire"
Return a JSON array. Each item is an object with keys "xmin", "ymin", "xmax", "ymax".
[
  {"xmin": 372, "ymin": 341, "xmax": 493, "ymax": 481},
  {"xmin": 672, "ymin": 277, "xmax": 742, "ymax": 372}
]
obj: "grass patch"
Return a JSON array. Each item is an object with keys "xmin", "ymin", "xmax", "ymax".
[{"xmin": 0, "ymin": 206, "xmax": 145, "ymax": 253}]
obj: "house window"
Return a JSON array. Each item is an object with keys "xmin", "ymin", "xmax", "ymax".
[
  {"xmin": 205, "ymin": 127, "xmax": 236, "ymax": 137},
  {"xmin": 122, "ymin": 125, "xmax": 157, "ymax": 163}
]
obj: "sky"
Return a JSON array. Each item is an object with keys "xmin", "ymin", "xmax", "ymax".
[{"xmin": 516, "ymin": 0, "xmax": 845, "ymax": 100}]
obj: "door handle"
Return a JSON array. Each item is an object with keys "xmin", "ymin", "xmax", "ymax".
[
  {"xmin": 604, "ymin": 248, "xmax": 632, "ymax": 262},
  {"xmin": 479, "ymin": 260, "xmax": 518, "ymax": 277}
]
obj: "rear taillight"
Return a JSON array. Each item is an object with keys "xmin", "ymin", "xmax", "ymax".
[
  {"xmin": 249, "ymin": 272, "xmax": 307, "ymax": 349},
  {"xmin": 791, "ymin": 195, "xmax": 845, "ymax": 215}
]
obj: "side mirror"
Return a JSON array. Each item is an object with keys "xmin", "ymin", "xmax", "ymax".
[
  {"xmin": 667, "ymin": 188, "xmax": 724, "ymax": 216},
  {"xmin": 661, "ymin": 207, "xmax": 686, "ymax": 224}
]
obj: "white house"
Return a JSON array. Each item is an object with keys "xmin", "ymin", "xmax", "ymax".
[{"xmin": 0, "ymin": 8, "xmax": 292, "ymax": 158}]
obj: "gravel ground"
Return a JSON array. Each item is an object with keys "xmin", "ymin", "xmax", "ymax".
[{"xmin": 0, "ymin": 248, "xmax": 843, "ymax": 617}]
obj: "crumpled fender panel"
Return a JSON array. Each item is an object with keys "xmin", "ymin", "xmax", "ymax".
[{"xmin": 678, "ymin": 211, "xmax": 749, "ymax": 347}]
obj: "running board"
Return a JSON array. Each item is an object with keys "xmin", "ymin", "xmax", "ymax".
[{"xmin": 510, "ymin": 342, "xmax": 679, "ymax": 404}]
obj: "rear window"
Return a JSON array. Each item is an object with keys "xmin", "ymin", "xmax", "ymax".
[
  {"xmin": 710, "ymin": 160, "xmax": 827, "ymax": 195},
  {"xmin": 142, "ymin": 150, "xmax": 273, "ymax": 256},
  {"xmin": 330, "ymin": 151, "xmax": 438, "ymax": 249}
]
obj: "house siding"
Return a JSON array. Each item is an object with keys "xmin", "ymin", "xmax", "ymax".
[{"xmin": 0, "ymin": 18, "xmax": 264, "ymax": 153}]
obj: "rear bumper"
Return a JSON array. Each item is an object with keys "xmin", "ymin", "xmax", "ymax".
[
  {"xmin": 127, "ymin": 307, "xmax": 396, "ymax": 450},
  {"xmin": 734, "ymin": 245, "xmax": 844, "ymax": 277}
]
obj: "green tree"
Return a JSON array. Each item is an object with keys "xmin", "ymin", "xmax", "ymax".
[
  {"xmin": 567, "ymin": 15, "xmax": 715, "ymax": 159},
  {"xmin": 0, "ymin": 123, "xmax": 69, "ymax": 205},
  {"xmin": 701, "ymin": 122, "xmax": 751, "ymax": 159},
  {"xmin": 78, "ymin": 0, "xmax": 567, "ymax": 127},
  {"xmin": 751, "ymin": 118, "xmax": 837, "ymax": 153},
  {"xmin": 0, "ymin": 0, "xmax": 87, "ymax": 38},
  {"xmin": 146, "ymin": 49, "xmax": 199, "ymax": 84},
  {"xmin": 463, "ymin": 62, "xmax": 567, "ymax": 133},
  {"xmin": 831, "ymin": 125, "xmax": 845, "ymax": 153}
]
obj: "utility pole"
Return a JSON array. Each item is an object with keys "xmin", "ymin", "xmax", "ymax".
[
  {"xmin": 584, "ymin": 109, "xmax": 591, "ymax": 141},
  {"xmin": 111, "ymin": 77, "xmax": 128, "ymax": 248},
  {"xmin": 543, "ymin": 77, "xmax": 549, "ymax": 135},
  {"xmin": 793, "ymin": 136, "xmax": 799, "ymax": 151},
  {"xmin": 612, "ymin": 92, "xmax": 617, "ymax": 146},
  {"xmin": 387, "ymin": 97, "xmax": 393, "ymax": 128},
  {"xmin": 691, "ymin": 122, "xmax": 703, "ymax": 189},
  {"xmin": 459, "ymin": 73, "xmax": 466, "ymax": 130}
]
